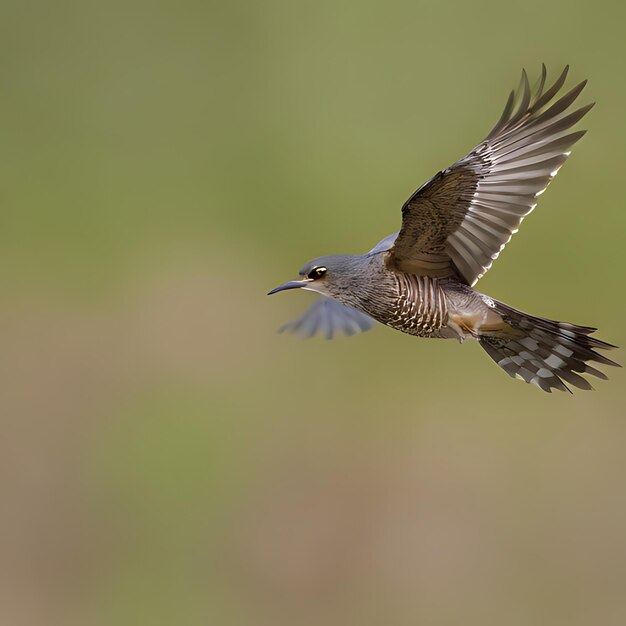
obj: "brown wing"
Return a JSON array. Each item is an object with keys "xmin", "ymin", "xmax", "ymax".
[{"xmin": 387, "ymin": 66, "xmax": 593, "ymax": 285}]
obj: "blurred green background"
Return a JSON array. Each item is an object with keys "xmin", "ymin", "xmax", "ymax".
[{"xmin": 2, "ymin": 1, "xmax": 625, "ymax": 625}]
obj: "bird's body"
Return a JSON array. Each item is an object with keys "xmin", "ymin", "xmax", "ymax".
[
  {"xmin": 269, "ymin": 66, "xmax": 619, "ymax": 392},
  {"xmin": 303, "ymin": 252, "xmax": 473, "ymax": 340}
]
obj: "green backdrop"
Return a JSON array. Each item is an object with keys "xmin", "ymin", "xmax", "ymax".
[{"xmin": 1, "ymin": 1, "xmax": 625, "ymax": 625}]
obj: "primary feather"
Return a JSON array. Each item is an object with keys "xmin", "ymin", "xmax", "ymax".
[{"xmin": 388, "ymin": 65, "xmax": 593, "ymax": 286}]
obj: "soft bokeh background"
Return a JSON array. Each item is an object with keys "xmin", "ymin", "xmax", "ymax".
[{"xmin": 2, "ymin": 1, "xmax": 625, "ymax": 625}]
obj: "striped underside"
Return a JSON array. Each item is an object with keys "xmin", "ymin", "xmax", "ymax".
[{"xmin": 390, "ymin": 273, "xmax": 448, "ymax": 336}]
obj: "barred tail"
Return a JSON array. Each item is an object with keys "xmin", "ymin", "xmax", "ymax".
[{"xmin": 478, "ymin": 299, "xmax": 619, "ymax": 393}]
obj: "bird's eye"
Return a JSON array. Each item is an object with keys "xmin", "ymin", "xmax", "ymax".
[{"xmin": 307, "ymin": 266, "xmax": 327, "ymax": 280}]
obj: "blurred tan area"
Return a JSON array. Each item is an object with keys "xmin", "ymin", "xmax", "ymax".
[{"xmin": 1, "ymin": 1, "xmax": 626, "ymax": 625}]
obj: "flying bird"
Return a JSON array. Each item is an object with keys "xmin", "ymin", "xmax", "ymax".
[{"xmin": 269, "ymin": 66, "xmax": 619, "ymax": 392}]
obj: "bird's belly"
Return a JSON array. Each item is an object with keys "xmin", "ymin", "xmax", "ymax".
[
  {"xmin": 378, "ymin": 281, "xmax": 506, "ymax": 341},
  {"xmin": 373, "ymin": 273, "xmax": 453, "ymax": 338},
  {"xmin": 383, "ymin": 317, "xmax": 457, "ymax": 339}
]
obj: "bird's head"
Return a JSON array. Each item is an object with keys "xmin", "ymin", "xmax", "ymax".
[{"xmin": 268, "ymin": 254, "xmax": 361, "ymax": 301}]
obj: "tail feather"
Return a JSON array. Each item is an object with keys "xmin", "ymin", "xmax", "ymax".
[{"xmin": 478, "ymin": 299, "xmax": 619, "ymax": 393}]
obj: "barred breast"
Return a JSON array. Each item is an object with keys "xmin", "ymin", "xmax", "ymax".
[{"xmin": 387, "ymin": 273, "xmax": 448, "ymax": 336}]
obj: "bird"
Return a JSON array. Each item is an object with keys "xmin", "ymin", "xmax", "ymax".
[{"xmin": 268, "ymin": 66, "xmax": 619, "ymax": 392}]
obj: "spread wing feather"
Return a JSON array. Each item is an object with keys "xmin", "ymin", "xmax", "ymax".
[
  {"xmin": 279, "ymin": 297, "xmax": 377, "ymax": 339},
  {"xmin": 388, "ymin": 65, "xmax": 593, "ymax": 286}
]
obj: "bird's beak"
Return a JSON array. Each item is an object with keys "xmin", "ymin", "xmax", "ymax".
[{"xmin": 267, "ymin": 279, "xmax": 309, "ymax": 295}]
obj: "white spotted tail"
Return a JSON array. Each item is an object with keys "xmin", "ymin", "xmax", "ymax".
[{"xmin": 478, "ymin": 298, "xmax": 619, "ymax": 392}]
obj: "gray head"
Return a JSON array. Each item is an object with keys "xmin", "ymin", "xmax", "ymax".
[{"xmin": 268, "ymin": 254, "xmax": 363, "ymax": 302}]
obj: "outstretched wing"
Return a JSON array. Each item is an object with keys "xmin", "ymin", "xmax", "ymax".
[
  {"xmin": 279, "ymin": 297, "xmax": 377, "ymax": 339},
  {"xmin": 387, "ymin": 65, "xmax": 593, "ymax": 286}
]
